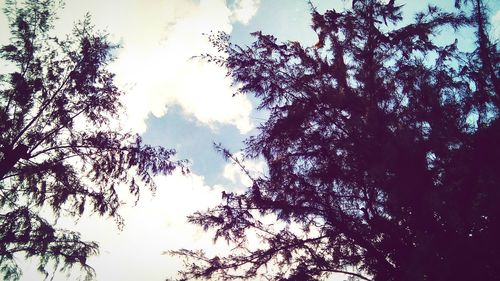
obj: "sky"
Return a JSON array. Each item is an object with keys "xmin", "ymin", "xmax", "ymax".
[{"xmin": 0, "ymin": 0, "xmax": 499, "ymax": 280}]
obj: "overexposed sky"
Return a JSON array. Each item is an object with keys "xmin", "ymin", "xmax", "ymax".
[
  {"xmin": 1, "ymin": 0, "xmax": 499, "ymax": 280},
  {"xmin": 49, "ymin": 0, "xmax": 257, "ymax": 134}
]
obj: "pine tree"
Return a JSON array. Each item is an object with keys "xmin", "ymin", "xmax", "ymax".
[
  {"xmin": 171, "ymin": 1, "xmax": 499, "ymax": 280},
  {"xmin": 0, "ymin": 1, "xmax": 185, "ymax": 279}
]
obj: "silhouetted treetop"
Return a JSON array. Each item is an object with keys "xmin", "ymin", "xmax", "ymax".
[
  {"xmin": 171, "ymin": 0, "xmax": 499, "ymax": 280},
  {"xmin": 0, "ymin": 0, "xmax": 186, "ymax": 280}
]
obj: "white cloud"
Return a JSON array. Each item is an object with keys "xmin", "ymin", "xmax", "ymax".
[
  {"xmin": 230, "ymin": 0, "xmax": 261, "ymax": 25},
  {"xmin": 95, "ymin": 0, "xmax": 258, "ymax": 134},
  {"xmin": 84, "ymin": 172, "xmax": 230, "ymax": 280}
]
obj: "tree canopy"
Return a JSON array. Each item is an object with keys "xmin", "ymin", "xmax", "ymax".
[
  {"xmin": 171, "ymin": 0, "xmax": 499, "ymax": 280},
  {"xmin": 0, "ymin": 0, "xmax": 185, "ymax": 280}
]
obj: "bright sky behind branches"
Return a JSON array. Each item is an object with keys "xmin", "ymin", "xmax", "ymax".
[{"xmin": 0, "ymin": 0, "xmax": 499, "ymax": 280}]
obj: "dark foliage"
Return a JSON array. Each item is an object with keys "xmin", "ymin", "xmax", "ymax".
[
  {"xmin": 0, "ymin": 0, "xmax": 185, "ymax": 280},
  {"xmin": 171, "ymin": 0, "xmax": 499, "ymax": 280}
]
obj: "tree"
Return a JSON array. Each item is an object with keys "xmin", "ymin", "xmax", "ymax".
[
  {"xmin": 171, "ymin": 0, "xmax": 499, "ymax": 280},
  {"xmin": 0, "ymin": 0, "xmax": 185, "ymax": 280},
  {"xmin": 454, "ymin": 0, "xmax": 499, "ymax": 111}
]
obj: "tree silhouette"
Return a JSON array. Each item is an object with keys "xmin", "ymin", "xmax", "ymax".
[
  {"xmin": 0, "ymin": 0, "xmax": 185, "ymax": 280},
  {"xmin": 171, "ymin": 0, "xmax": 499, "ymax": 280},
  {"xmin": 455, "ymin": 0, "xmax": 499, "ymax": 103}
]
